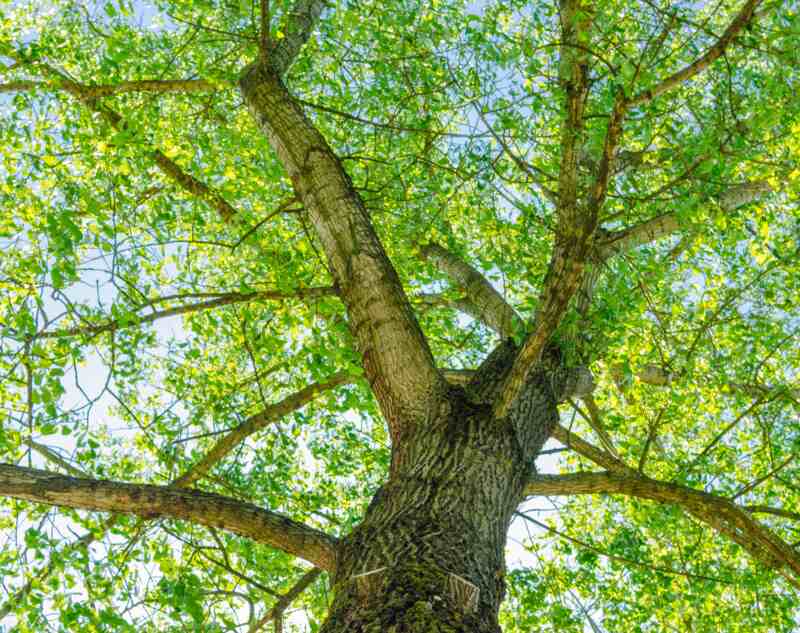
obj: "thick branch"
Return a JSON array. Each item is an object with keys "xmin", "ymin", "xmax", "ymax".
[
  {"xmin": 493, "ymin": 2, "xmax": 599, "ymax": 418},
  {"xmin": 173, "ymin": 371, "xmax": 355, "ymax": 487},
  {"xmin": 0, "ymin": 464, "xmax": 337, "ymax": 571},
  {"xmin": 599, "ymin": 213, "xmax": 680, "ymax": 257},
  {"xmin": 420, "ymin": 243, "xmax": 521, "ymax": 339},
  {"xmin": 495, "ymin": 3, "xmax": 767, "ymax": 418},
  {"xmin": 1, "ymin": 372, "xmax": 346, "ymax": 617},
  {"xmin": 524, "ymin": 470, "xmax": 800, "ymax": 580},
  {"xmin": 240, "ymin": 63, "xmax": 445, "ymax": 429},
  {"xmin": 269, "ymin": 0, "xmax": 327, "ymax": 76},
  {"xmin": 599, "ymin": 179, "xmax": 774, "ymax": 256},
  {"xmin": 34, "ymin": 286, "xmax": 335, "ymax": 341},
  {"xmin": 415, "ymin": 293, "xmax": 489, "ymax": 327}
]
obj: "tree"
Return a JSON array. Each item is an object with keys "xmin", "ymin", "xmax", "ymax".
[{"xmin": 0, "ymin": 0, "xmax": 799, "ymax": 629}]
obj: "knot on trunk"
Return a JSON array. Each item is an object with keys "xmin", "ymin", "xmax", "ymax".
[{"xmin": 345, "ymin": 564, "xmax": 480, "ymax": 617}]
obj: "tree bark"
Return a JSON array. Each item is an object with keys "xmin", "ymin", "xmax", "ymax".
[
  {"xmin": 239, "ymin": 61, "xmax": 446, "ymax": 436},
  {"xmin": 319, "ymin": 345, "xmax": 568, "ymax": 632}
]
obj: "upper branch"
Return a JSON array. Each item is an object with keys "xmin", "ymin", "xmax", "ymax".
[
  {"xmin": 598, "ymin": 178, "xmax": 774, "ymax": 256},
  {"xmin": 16, "ymin": 57, "xmax": 239, "ymax": 223},
  {"xmin": 0, "ymin": 78, "xmax": 225, "ymax": 97},
  {"xmin": 420, "ymin": 242, "xmax": 522, "ymax": 339},
  {"xmin": 627, "ymin": 0, "xmax": 764, "ymax": 107},
  {"xmin": 269, "ymin": 0, "xmax": 327, "ymax": 75},
  {"xmin": 33, "ymin": 286, "xmax": 336, "ymax": 341},
  {"xmin": 493, "ymin": 0, "xmax": 595, "ymax": 418},
  {"xmin": 239, "ymin": 38, "xmax": 444, "ymax": 429},
  {"xmin": 494, "ymin": 0, "xmax": 766, "ymax": 418},
  {"xmin": 0, "ymin": 464, "xmax": 338, "ymax": 571}
]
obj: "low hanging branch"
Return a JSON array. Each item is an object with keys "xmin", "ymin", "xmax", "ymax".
[
  {"xmin": 1, "ymin": 370, "xmax": 348, "ymax": 619},
  {"xmin": 0, "ymin": 464, "xmax": 338, "ymax": 571},
  {"xmin": 532, "ymin": 424, "xmax": 800, "ymax": 584}
]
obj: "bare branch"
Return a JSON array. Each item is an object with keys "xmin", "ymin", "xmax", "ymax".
[
  {"xmin": 745, "ymin": 505, "xmax": 800, "ymax": 523},
  {"xmin": 599, "ymin": 213, "xmax": 680, "ymax": 257},
  {"xmin": 719, "ymin": 179, "xmax": 773, "ymax": 211},
  {"xmin": 24, "ymin": 439, "xmax": 87, "ymax": 478},
  {"xmin": 0, "ymin": 464, "xmax": 338, "ymax": 571}
]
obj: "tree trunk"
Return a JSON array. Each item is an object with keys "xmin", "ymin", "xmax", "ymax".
[
  {"xmin": 238, "ymin": 60, "xmax": 572, "ymax": 632},
  {"xmin": 322, "ymin": 345, "xmax": 562, "ymax": 633}
]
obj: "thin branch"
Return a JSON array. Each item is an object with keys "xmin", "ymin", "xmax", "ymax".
[
  {"xmin": 172, "ymin": 371, "xmax": 355, "ymax": 487},
  {"xmin": 516, "ymin": 510, "xmax": 734, "ymax": 584},
  {"xmin": 12, "ymin": 55, "xmax": 239, "ymax": 223},
  {"xmin": 627, "ymin": 0, "xmax": 765, "ymax": 107},
  {"xmin": 0, "ymin": 78, "xmax": 227, "ymax": 97},
  {"xmin": 249, "ymin": 568, "xmax": 321, "ymax": 632},
  {"xmin": 33, "ymin": 286, "xmax": 336, "ymax": 340}
]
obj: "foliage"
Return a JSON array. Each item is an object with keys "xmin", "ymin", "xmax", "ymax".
[{"xmin": 0, "ymin": 0, "xmax": 799, "ymax": 630}]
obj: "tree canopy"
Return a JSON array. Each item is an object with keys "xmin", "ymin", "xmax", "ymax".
[{"xmin": 1, "ymin": 0, "xmax": 799, "ymax": 630}]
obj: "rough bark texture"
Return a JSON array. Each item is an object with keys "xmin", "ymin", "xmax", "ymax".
[
  {"xmin": 0, "ymin": 464, "xmax": 337, "ymax": 570},
  {"xmin": 239, "ymin": 62, "xmax": 446, "ymax": 436},
  {"xmin": 319, "ymin": 343, "xmax": 572, "ymax": 633}
]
